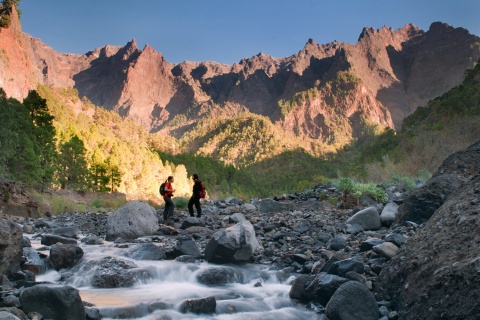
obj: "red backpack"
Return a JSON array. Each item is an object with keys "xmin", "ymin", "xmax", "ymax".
[{"xmin": 198, "ymin": 181, "xmax": 206, "ymax": 198}]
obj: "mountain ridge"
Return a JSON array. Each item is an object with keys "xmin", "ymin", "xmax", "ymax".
[{"xmin": 1, "ymin": 6, "xmax": 480, "ymax": 161}]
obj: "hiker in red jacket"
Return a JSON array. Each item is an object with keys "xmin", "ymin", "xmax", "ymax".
[
  {"xmin": 188, "ymin": 173, "xmax": 203, "ymax": 218},
  {"xmin": 163, "ymin": 176, "xmax": 175, "ymax": 220}
]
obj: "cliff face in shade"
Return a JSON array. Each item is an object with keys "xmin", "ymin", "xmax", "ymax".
[{"xmin": 1, "ymin": 6, "xmax": 480, "ymax": 140}]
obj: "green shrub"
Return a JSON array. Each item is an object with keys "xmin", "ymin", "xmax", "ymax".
[
  {"xmin": 49, "ymin": 196, "xmax": 86, "ymax": 215},
  {"xmin": 335, "ymin": 177, "xmax": 387, "ymax": 204},
  {"xmin": 173, "ymin": 197, "xmax": 189, "ymax": 209},
  {"xmin": 91, "ymin": 199, "xmax": 102, "ymax": 208}
]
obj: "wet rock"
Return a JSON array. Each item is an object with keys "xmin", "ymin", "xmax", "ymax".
[
  {"xmin": 41, "ymin": 234, "xmax": 77, "ymax": 246},
  {"xmin": 20, "ymin": 285, "xmax": 86, "ymax": 320},
  {"xmin": 49, "ymin": 244, "xmax": 84, "ymax": 270},
  {"xmin": 174, "ymin": 235, "xmax": 202, "ymax": 259},
  {"xmin": 89, "ymin": 257, "xmax": 137, "ymax": 288},
  {"xmin": 346, "ymin": 207, "xmax": 381, "ymax": 231},
  {"xmin": 196, "ymin": 267, "xmax": 241, "ymax": 286},
  {"xmin": 53, "ymin": 226, "xmax": 78, "ymax": 239},
  {"xmin": 85, "ymin": 307, "xmax": 101, "ymax": 320},
  {"xmin": 105, "ymin": 201, "xmax": 158, "ymax": 241},
  {"xmin": 0, "ymin": 219, "xmax": 23, "ymax": 276},
  {"xmin": 22, "ymin": 247, "xmax": 46, "ymax": 275},
  {"xmin": 127, "ymin": 243, "xmax": 166, "ymax": 260},
  {"xmin": 22, "ymin": 236, "xmax": 31, "ymax": 247},
  {"xmin": 174, "ymin": 255, "xmax": 196, "ymax": 263},
  {"xmin": 289, "ymin": 274, "xmax": 315, "ymax": 301},
  {"xmin": 82, "ymin": 236, "xmax": 104, "ymax": 245},
  {"xmin": 204, "ymin": 215, "xmax": 259, "ymax": 263},
  {"xmin": 179, "ymin": 296, "xmax": 216, "ymax": 314},
  {"xmin": 325, "ymin": 281, "xmax": 378, "ymax": 320}
]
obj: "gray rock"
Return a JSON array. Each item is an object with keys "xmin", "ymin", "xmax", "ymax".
[
  {"xmin": 22, "ymin": 247, "xmax": 47, "ymax": 275},
  {"xmin": 242, "ymin": 203, "xmax": 257, "ymax": 212},
  {"xmin": 204, "ymin": 218, "xmax": 259, "ymax": 263},
  {"xmin": 181, "ymin": 217, "xmax": 205, "ymax": 229},
  {"xmin": 82, "ymin": 236, "xmax": 104, "ymax": 245},
  {"xmin": 89, "ymin": 257, "xmax": 137, "ymax": 288},
  {"xmin": 49, "ymin": 244, "xmax": 84, "ymax": 270},
  {"xmin": 329, "ymin": 236, "xmax": 347, "ymax": 251},
  {"xmin": 359, "ymin": 238, "xmax": 384, "ymax": 252},
  {"xmin": 373, "ymin": 242, "xmax": 399, "ymax": 260},
  {"xmin": 346, "ymin": 207, "xmax": 381, "ymax": 231},
  {"xmin": 384, "ymin": 233, "xmax": 407, "ymax": 247},
  {"xmin": 2, "ymin": 295, "xmax": 21, "ymax": 307},
  {"xmin": 179, "ymin": 296, "xmax": 216, "ymax": 314},
  {"xmin": 175, "ymin": 235, "xmax": 202, "ymax": 259},
  {"xmin": 328, "ymin": 258, "xmax": 365, "ymax": 277},
  {"xmin": 34, "ymin": 219, "xmax": 54, "ymax": 228},
  {"xmin": 380, "ymin": 202, "xmax": 399, "ymax": 227},
  {"xmin": 53, "ymin": 226, "xmax": 78, "ymax": 239},
  {"xmin": 196, "ymin": 267, "xmax": 240, "ymax": 286},
  {"xmin": 22, "ymin": 236, "xmax": 31, "ymax": 247},
  {"xmin": 258, "ymin": 199, "xmax": 293, "ymax": 213},
  {"xmin": 346, "ymin": 223, "xmax": 364, "ymax": 234},
  {"xmin": 41, "ymin": 234, "xmax": 77, "ymax": 246},
  {"xmin": 20, "ymin": 285, "xmax": 86, "ymax": 320},
  {"xmin": 0, "ymin": 219, "xmax": 23, "ymax": 275},
  {"xmin": 105, "ymin": 201, "xmax": 158, "ymax": 241},
  {"xmin": 326, "ymin": 281, "xmax": 378, "ymax": 320},
  {"xmin": 0, "ymin": 311, "xmax": 20, "ymax": 320},
  {"xmin": 128, "ymin": 243, "xmax": 166, "ymax": 260}
]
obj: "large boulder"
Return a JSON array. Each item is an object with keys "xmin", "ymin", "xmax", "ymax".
[
  {"xmin": 0, "ymin": 218, "xmax": 23, "ymax": 275},
  {"xmin": 49, "ymin": 244, "xmax": 84, "ymax": 270},
  {"xmin": 346, "ymin": 207, "xmax": 381, "ymax": 231},
  {"xmin": 19, "ymin": 285, "xmax": 86, "ymax": 320},
  {"xmin": 289, "ymin": 273, "xmax": 350, "ymax": 306},
  {"xmin": 325, "ymin": 281, "xmax": 378, "ymax": 320},
  {"xmin": 105, "ymin": 201, "xmax": 158, "ymax": 241},
  {"xmin": 204, "ymin": 214, "xmax": 259, "ymax": 263},
  {"xmin": 196, "ymin": 267, "xmax": 240, "ymax": 286},
  {"xmin": 174, "ymin": 235, "xmax": 202, "ymax": 259},
  {"xmin": 396, "ymin": 174, "xmax": 462, "ymax": 224},
  {"xmin": 396, "ymin": 140, "xmax": 480, "ymax": 225}
]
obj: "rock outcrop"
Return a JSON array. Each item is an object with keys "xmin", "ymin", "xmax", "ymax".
[{"xmin": 376, "ymin": 140, "xmax": 480, "ymax": 320}]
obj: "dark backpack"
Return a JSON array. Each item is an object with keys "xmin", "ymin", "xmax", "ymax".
[
  {"xmin": 198, "ymin": 181, "xmax": 206, "ymax": 198},
  {"xmin": 159, "ymin": 182, "xmax": 166, "ymax": 196}
]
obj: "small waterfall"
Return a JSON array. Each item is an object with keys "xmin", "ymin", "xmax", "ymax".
[{"xmin": 33, "ymin": 238, "xmax": 320, "ymax": 320}]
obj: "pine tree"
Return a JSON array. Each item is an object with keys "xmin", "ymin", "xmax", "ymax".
[{"xmin": 58, "ymin": 135, "xmax": 89, "ymax": 190}]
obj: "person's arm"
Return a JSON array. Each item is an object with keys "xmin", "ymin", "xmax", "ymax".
[{"xmin": 165, "ymin": 182, "xmax": 175, "ymax": 192}]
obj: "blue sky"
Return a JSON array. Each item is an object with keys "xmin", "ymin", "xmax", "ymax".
[{"xmin": 18, "ymin": 0, "xmax": 480, "ymax": 65}]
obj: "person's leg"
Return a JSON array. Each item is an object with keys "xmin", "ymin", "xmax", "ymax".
[
  {"xmin": 188, "ymin": 197, "xmax": 195, "ymax": 217},
  {"xmin": 167, "ymin": 196, "xmax": 175, "ymax": 217},
  {"xmin": 163, "ymin": 196, "xmax": 170, "ymax": 220},
  {"xmin": 195, "ymin": 198, "xmax": 202, "ymax": 218}
]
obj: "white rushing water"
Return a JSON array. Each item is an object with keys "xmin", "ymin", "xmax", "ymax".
[{"xmin": 33, "ymin": 238, "xmax": 320, "ymax": 320}]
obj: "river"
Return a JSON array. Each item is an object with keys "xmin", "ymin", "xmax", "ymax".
[{"xmin": 33, "ymin": 238, "xmax": 321, "ymax": 320}]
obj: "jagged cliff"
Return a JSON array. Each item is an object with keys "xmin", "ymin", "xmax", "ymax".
[{"xmin": 1, "ymin": 6, "xmax": 480, "ymax": 156}]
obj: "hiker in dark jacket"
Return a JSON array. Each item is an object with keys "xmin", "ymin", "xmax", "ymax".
[
  {"xmin": 163, "ymin": 176, "xmax": 175, "ymax": 220},
  {"xmin": 188, "ymin": 173, "xmax": 202, "ymax": 218}
]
